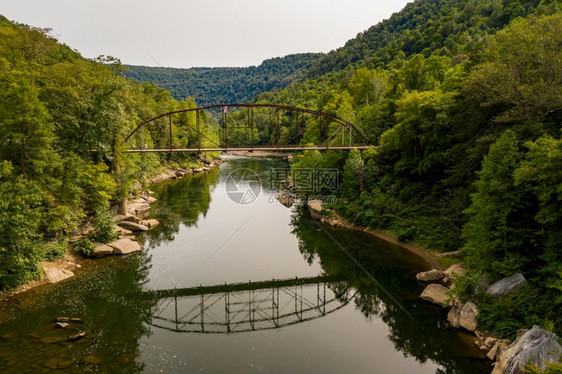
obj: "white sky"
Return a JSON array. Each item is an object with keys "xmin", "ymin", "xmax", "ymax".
[{"xmin": 1, "ymin": 0, "xmax": 411, "ymax": 68}]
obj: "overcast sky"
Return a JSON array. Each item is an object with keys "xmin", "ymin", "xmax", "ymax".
[{"xmin": 1, "ymin": 0, "xmax": 411, "ymax": 68}]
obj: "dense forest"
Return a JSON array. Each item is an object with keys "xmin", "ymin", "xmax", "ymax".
[
  {"xmin": 221, "ymin": 0, "xmax": 561, "ymax": 339},
  {"xmin": 0, "ymin": 15, "xmax": 219, "ymax": 290},
  {"xmin": 123, "ymin": 53, "xmax": 322, "ymax": 106}
]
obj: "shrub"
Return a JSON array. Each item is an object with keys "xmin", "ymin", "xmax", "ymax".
[
  {"xmin": 42, "ymin": 240, "xmax": 68, "ymax": 261},
  {"xmin": 88, "ymin": 209, "xmax": 118, "ymax": 244},
  {"xmin": 73, "ymin": 238, "xmax": 95, "ymax": 257}
]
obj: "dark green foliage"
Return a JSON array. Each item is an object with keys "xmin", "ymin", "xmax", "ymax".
[
  {"xmin": 89, "ymin": 208, "xmax": 119, "ymax": 244},
  {"xmin": 473, "ymin": 287, "xmax": 561, "ymax": 338},
  {"xmin": 73, "ymin": 238, "xmax": 95, "ymax": 257},
  {"xmin": 123, "ymin": 53, "xmax": 323, "ymax": 105},
  {"xmin": 42, "ymin": 240, "xmax": 68, "ymax": 261},
  {"xmin": 0, "ymin": 167, "xmax": 45, "ymax": 290}
]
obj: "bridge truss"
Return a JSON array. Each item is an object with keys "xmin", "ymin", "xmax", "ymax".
[
  {"xmin": 123, "ymin": 103, "xmax": 371, "ymax": 153},
  {"xmin": 145, "ymin": 275, "xmax": 354, "ymax": 334}
]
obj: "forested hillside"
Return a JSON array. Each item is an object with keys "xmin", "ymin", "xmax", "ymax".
[
  {"xmin": 242, "ymin": 0, "xmax": 562, "ymax": 339},
  {"xmin": 123, "ymin": 53, "xmax": 322, "ymax": 106},
  {"xmin": 308, "ymin": 0, "xmax": 552, "ymax": 76},
  {"xmin": 0, "ymin": 15, "xmax": 218, "ymax": 290}
]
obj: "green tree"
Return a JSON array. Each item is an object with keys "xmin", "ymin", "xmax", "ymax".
[
  {"xmin": 0, "ymin": 162, "xmax": 45, "ymax": 290},
  {"xmin": 0, "ymin": 68, "xmax": 56, "ymax": 178},
  {"xmin": 464, "ymin": 13, "xmax": 562, "ymax": 130},
  {"xmin": 461, "ymin": 130, "xmax": 526, "ymax": 276}
]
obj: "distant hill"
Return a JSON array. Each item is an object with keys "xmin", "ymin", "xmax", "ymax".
[
  {"xmin": 123, "ymin": 53, "xmax": 323, "ymax": 106},
  {"xmin": 307, "ymin": 0, "xmax": 545, "ymax": 76}
]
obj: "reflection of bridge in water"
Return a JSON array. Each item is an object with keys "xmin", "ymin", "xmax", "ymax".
[{"xmin": 145, "ymin": 275, "xmax": 354, "ymax": 334}]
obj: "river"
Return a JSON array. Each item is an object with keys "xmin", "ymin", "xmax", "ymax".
[{"xmin": 0, "ymin": 156, "xmax": 489, "ymax": 373}]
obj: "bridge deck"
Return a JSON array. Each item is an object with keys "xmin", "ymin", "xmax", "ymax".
[
  {"xmin": 143, "ymin": 274, "xmax": 342, "ymax": 299},
  {"xmin": 124, "ymin": 146, "xmax": 372, "ymax": 153}
]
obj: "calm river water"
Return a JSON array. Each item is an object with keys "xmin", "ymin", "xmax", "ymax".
[{"xmin": 0, "ymin": 157, "xmax": 489, "ymax": 373}]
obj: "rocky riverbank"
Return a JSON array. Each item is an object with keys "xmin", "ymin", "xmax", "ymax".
[{"xmin": 0, "ymin": 158, "xmax": 224, "ymax": 299}]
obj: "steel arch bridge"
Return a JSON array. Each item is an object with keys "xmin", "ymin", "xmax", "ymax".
[
  {"xmin": 122, "ymin": 103, "xmax": 372, "ymax": 153},
  {"xmin": 144, "ymin": 275, "xmax": 355, "ymax": 334}
]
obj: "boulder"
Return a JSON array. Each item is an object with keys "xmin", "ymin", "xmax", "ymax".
[
  {"xmin": 419, "ymin": 284, "xmax": 450, "ymax": 306},
  {"xmin": 276, "ymin": 193, "xmax": 295, "ymax": 208},
  {"xmin": 141, "ymin": 219, "xmax": 160, "ymax": 229},
  {"xmin": 114, "ymin": 226, "xmax": 133, "ymax": 236},
  {"xmin": 120, "ymin": 215, "xmax": 141, "ymax": 224},
  {"xmin": 416, "ymin": 269, "xmax": 445, "ymax": 282},
  {"xmin": 459, "ymin": 302, "xmax": 478, "ymax": 333},
  {"xmin": 487, "ymin": 342, "xmax": 500, "ymax": 361},
  {"xmin": 485, "ymin": 337, "xmax": 498, "ymax": 348},
  {"xmin": 91, "ymin": 242, "xmax": 114, "ymax": 258},
  {"xmin": 144, "ymin": 196, "xmax": 157, "ymax": 204},
  {"xmin": 117, "ymin": 221, "xmax": 148, "ymax": 232},
  {"xmin": 108, "ymin": 239, "xmax": 142, "ymax": 255},
  {"xmin": 447, "ymin": 306, "xmax": 461, "ymax": 328},
  {"xmin": 307, "ymin": 200, "xmax": 323, "ymax": 220},
  {"xmin": 487, "ymin": 273, "xmax": 528, "ymax": 298},
  {"xmin": 44, "ymin": 268, "xmax": 74, "ymax": 284},
  {"xmin": 444, "ymin": 263, "xmax": 466, "ymax": 278},
  {"xmin": 492, "ymin": 326, "xmax": 562, "ymax": 374},
  {"xmin": 128, "ymin": 202, "xmax": 151, "ymax": 219},
  {"xmin": 112, "ymin": 214, "xmax": 134, "ymax": 222}
]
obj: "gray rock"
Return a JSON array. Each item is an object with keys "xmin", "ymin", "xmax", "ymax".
[
  {"xmin": 108, "ymin": 238, "xmax": 142, "ymax": 255},
  {"xmin": 117, "ymin": 221, "xmax": 148, "ymax": 232},
  {"xmin": 416, "ymin": 269, "xmax": 445, "ymax": 282},
  {"xmin": 459, "ymin": 302, "xmax": 478, "ymax": 333},
  {"xmin": 492, "ymin": 326, "xmax": 562, "ymax": 374},
  {"xmin": 419, "ymin": 284, "xmax": 450, "ymax": 306},
  {"xmin": 307, "ymin": 200, "xmax": 323, "ymax": 220},
  {"xmin": 487, "ymin": 273, "xmax": 528, "ymax": 297},
  {"xmin": 91, "ymin": 242, "xmax": 114, "ymax": 258},
  {"xmin": 44, "ymin": 268, "xmax": 74, "ymax": 284}
]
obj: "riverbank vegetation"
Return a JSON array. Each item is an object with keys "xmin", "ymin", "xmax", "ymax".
[
  {"xmin": 250, "ymin": 1, "xmax": 561, "ymax": 339},
  {"xmin": 0, "ymin": 15, "xmax": 218, "ymax": 290}
]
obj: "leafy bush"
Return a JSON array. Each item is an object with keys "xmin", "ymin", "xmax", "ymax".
[
  {"xmin": 0, "ymin": 174, "xmax": 45, "ymax": 290},
  {"xmin": 73, "ymin": 238, "xmax": 95, "ymax": 257},
  {"xmin": 88, "ymin": 208, "xmax": 118, "ymax": 244},
  {"xmin": 42, "ymin": 240, "xmax": 68, "ymax": 261}
]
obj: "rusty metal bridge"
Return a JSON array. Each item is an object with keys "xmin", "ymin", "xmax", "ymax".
[
  {"xmin": 144, "ymin": 275, "xmax": 354, "ymax": 334},
  {"xmin": 123, "ymin": 103, "xmax": 372, "ymax": 153}
]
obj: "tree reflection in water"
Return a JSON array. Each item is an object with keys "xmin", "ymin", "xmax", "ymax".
[{"xmin": 290, "ymin": 210, "xmax": 488, "ymax": 374}]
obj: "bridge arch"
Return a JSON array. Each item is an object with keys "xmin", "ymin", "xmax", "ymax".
[{"xmin": 123, "ymin": 103, "xmax": 371, "ymax": 153}]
